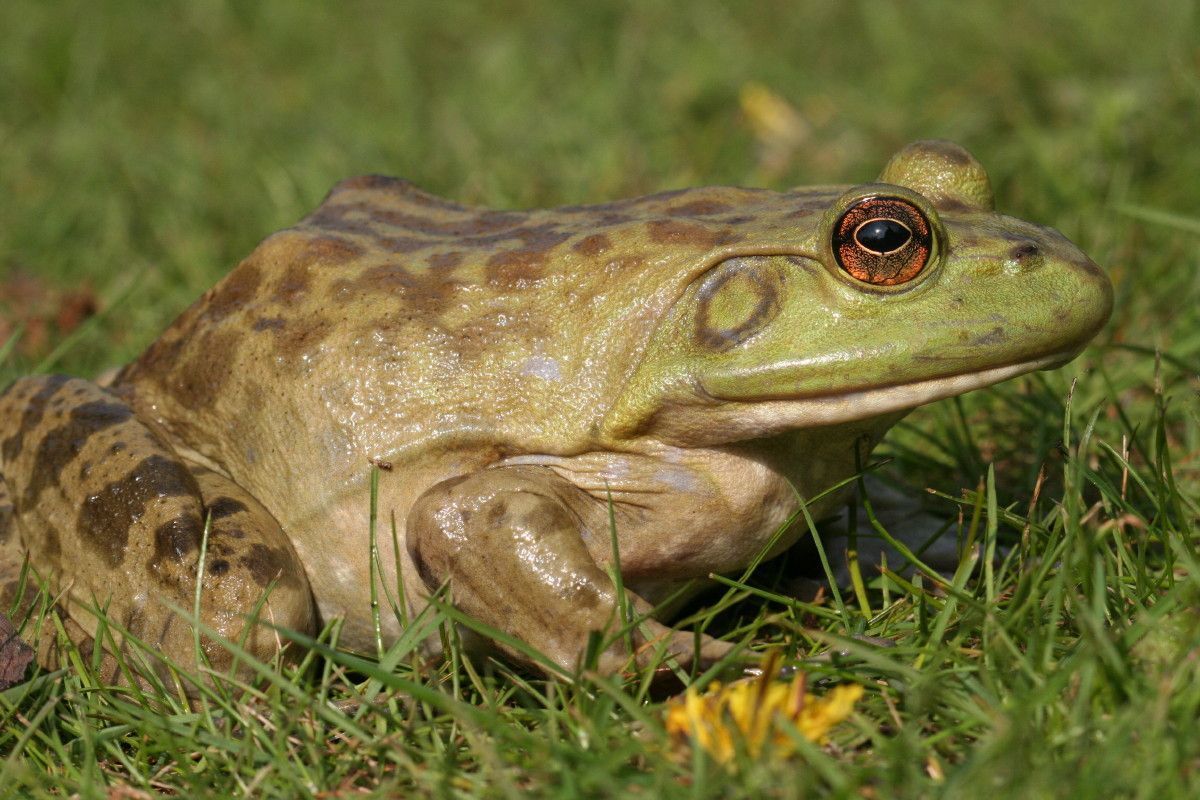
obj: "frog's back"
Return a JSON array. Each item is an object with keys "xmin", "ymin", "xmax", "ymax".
[{"xmin": 116, "ymin": 177, "xmax": 836, "ymax": 514}]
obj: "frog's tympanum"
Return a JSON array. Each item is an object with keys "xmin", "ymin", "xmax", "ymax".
[{"xmin": 0, "ymin": 141, "xmax": 1112, "ymax": 680}]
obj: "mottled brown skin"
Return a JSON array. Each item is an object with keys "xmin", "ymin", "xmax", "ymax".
[{"xmin": 0, "ymin": 141, "xmax": 1112, "ymax": 679}]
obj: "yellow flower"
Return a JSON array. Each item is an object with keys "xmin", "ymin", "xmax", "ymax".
[
  {"xmin": 738, "ymin": 82, "xmax": 809, "ymax": 180},
  {"xmin": 739, "ymin": 83, "xmax": 808, "ymax": 147},
  {"xmin": 664, "ymin": 660, "xmax": 863, "ymax": 764}
]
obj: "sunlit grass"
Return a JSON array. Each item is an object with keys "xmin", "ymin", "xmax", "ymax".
[{"xmin": 1, "ymin": 0, "xmax": 1199, "ymax": 796}]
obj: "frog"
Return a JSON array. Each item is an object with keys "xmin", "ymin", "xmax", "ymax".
[{"xmin": 0, "ymin": 140, "xmax": 1112, "ymax": 682}]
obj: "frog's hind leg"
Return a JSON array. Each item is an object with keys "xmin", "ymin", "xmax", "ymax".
[
  {"xmin": 0, "ymin": 472, "xmax": 20, "ymax": 598},
  {"xmin": 0, "ymin": 375, "xmax": 316, "ymax": 686},
  {"xmin": 0, "ymin": 470, "xmax": 116, "ymax": 678}
]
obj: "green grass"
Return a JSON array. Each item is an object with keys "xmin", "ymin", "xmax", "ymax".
[{"xmin": 2, "ymin": 0, "xmax": 1199, "ymax": 796}]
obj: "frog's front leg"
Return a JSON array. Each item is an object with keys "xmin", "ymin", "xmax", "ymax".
[
  {"xmin": 408, "ymin": 465, "xmax": 731, "ymax": 674},
  {"xmin": 0, "ymin": 375, "xmax": 316, "ymax": 684}
]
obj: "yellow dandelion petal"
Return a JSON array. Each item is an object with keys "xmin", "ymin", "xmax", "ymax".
[
  {"xmin": 793, "ymin": 683, "xmax": 864, "ymax": 744},
  {"xmin": 664, "ymin": 666, "xmax": 863, "ymax": 764}
]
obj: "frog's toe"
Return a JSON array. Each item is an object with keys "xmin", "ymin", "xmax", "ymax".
[{"xmin": 631, "ymin": 624, "xmax": 739, "ymax": 673}]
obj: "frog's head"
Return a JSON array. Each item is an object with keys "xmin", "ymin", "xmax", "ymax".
[{"xmin": 605, "ymin": 140, "xmax": 1113, "ymax": 446}]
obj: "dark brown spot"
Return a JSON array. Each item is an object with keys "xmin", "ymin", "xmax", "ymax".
[
  {"xmin": 370, "ymin": 207, "xmax": 526, "ymax": 239},
  {"xmin": 485, "ymin": 249, "xmax": 547, "ymax": 286},
  {"xmin": 334, "ymin": 260, "xmax": 464, "ymax": 317},
  {"xmin": 153, "ymin": 514, "xmax": 205, "ymax": 564},
  {"xmin": 635, "ymin": 187, "xmax": 691, "ymax": 206},
  {"xmin": 40, "ymin": 526, "xmax": 61, "ymax": 565},
  {"xmin": 517, "ymin": 503, "xmax": 568, "ymax": 534},
  {"xmin": 934, "ymin": 197, "xmax": 971, "ymax": 213},
  {"xmin": 126, "ymin": 332, "xmax": 186, "ymax": 387},
  {"xmin": 353, "ymin": 261, "xmax": 415, "ymax": 292},
  {"xmin": 301, "ymin": 235, "xmax": 366, "ymax": 265},
  {"xmin": 203, "ymin": 262, "xmax": 262, "ymax": 323},
  {"xmin": 267, "ymin": 315, "xmax": 336, "ymax": 366},
  {"xmin": 0, "ymin": 498, "xmax": 12, "ymax": 545},
  {"xmin": 667, "ymin": 200, "xmax": 733, "ymax": 217},
  {"xmin": 428, "ymin": 251, "xmax": 464, "ymax": 269},
  {"xmin": 239, "ymin": 543, "xmax": 291, "ymax": 588},
  {"xmin": 1, "ymin": 375, "xmax": 70, "ymax": 464},
  {"xmin": 573, "ymin": 233, "xmax": 612, "ymax": 257},
  {"xmin": 595, "ymin": 211, "xmax": 634, "ymax": 227},
  {"xmin": 206, "ymin": 497, "xmax": 248, "ymax": 520},
  {"xmin": 512, "ymin": 225, "xmax": 572, "ymax": 253},
  {"xmin": 208, "ymin": 559, "xmax": 230, "ymax": 576},
  {"xmin": 0, "ymin": 578, "xmax": 24, "ymax": 609},
  {"xmin": 23, "ymin": 399, "xmax": 135, "ymax": 506},
  {"xmin": 786, "ymin": 207, "xmax": 817, "ymax": 219},
  {"xmin": 647, "ymin": 219, "xmax": 735, "ymax": 249},
  {"xmin": 77, "ymin": 455, "xmax": 201, "ymax": 568},
  {"xmin": 409, "ymin": 540, "xmax": 440, "ymax": 591},
  {"xmin": 971, "ymin": 326, "xmax": 1007, "ymax": 346},
  {"xmin": 272, "ymin": 263, "xmax": 312, "ymax": 303},
  {"xmin": 166, "ymin": 326, "xmax": 242, "ymax": 404},
  {"xmin": 304, "ymin": 205, "xmax": 381, "ymax": 238},
  {"xmin": 377, "ymin": 235, "xmax": 434, "ymax": 254},
  {"xmin": 440, "ymin": 222, "xmax": 570, "ymax": 254},
  {"xmin": 485, "ymin": 502, "xmax": 509, "ymax": 527}
]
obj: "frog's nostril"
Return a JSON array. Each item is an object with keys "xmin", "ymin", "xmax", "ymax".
[
  {"xmin": 1007, "ymin": 241, "xmax": 1044, "ymax": 271},
  {"xmin": 1009, "ymin": 242, "xmax": 1039, "ymax": 261}
]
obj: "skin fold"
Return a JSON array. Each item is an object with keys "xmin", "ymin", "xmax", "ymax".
[{"xmin": 0, "ymin": 140, "xmax": 1112, "ymax": 680}]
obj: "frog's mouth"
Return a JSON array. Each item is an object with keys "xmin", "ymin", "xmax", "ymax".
[
  {"xmin": 785, "ymin": 352, "xmax": 1069, "ymax": 421},
  {"xmin": 687, "ymin": 351, "xmax": 1072, "ymax": 439}
]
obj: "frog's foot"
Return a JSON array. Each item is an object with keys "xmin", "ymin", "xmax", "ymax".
[
  {"xmin": 818, "ymin": 476, "xmax": 962, "ymax": 586},
  {"xmin": 0, "ymin": 375, "xmax": 316, "ymax": 687},
  {"xmin": 408, "ymin": 465, "xmax": 728, "ymax": 676}
]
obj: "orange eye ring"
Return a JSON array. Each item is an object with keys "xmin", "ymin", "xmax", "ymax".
[{"xmin": 833, "ymin": 197, "xmax": 932, "ymax": 285}]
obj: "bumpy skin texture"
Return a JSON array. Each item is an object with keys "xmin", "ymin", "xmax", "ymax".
[{"xmin": 0, "ymin": 141, "xmax": 1113, "ymax": 678}]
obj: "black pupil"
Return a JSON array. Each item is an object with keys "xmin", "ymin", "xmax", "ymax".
[{"xmin": 855, "ymin": 219, "xmax": 911, "ymax": 253}]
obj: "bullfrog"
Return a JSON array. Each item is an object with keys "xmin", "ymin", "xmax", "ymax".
[{"xmin": 0, "ymin": 141, "xmax": 1112, "ymax": 680}]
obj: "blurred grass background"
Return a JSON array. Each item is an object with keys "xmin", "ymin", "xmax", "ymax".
[{"xmin": 1, "ymin": 1, "xmax": 1198, "ymax": 797}]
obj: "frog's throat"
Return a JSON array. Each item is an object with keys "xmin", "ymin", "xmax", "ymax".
[{"xmin": 616, "ymin": 352, "xmax": 1070, "ymax": 446}]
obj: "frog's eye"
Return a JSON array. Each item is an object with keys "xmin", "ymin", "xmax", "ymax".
[{"xmin": 833, "ymin": 196, "xmax": 932, "ymax": 286}]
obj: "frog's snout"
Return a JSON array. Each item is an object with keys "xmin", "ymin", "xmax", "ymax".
[{"xmin": 1040, "ymin": 234, "xmax": 1114, "ymax": 361}]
